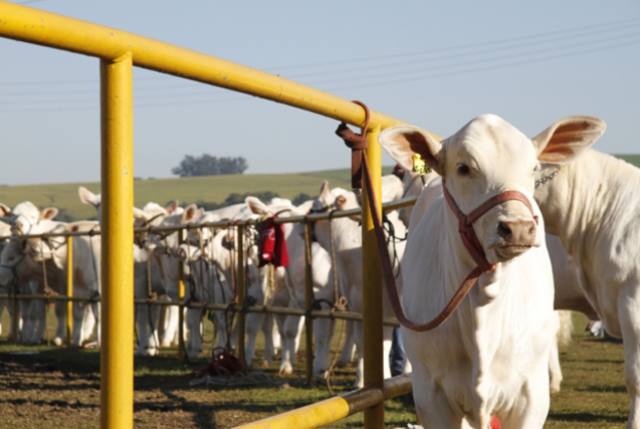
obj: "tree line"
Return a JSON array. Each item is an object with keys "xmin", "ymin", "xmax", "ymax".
[{"xmin": 172, "ymin": 154, "xmax": 248, "ymax": 177}]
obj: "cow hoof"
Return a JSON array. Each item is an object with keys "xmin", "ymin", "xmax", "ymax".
[
  {"xmin": 278, "ymin": 362, "xmax": 293, "ymax": 376},
  {"xmin": 82, "ymin": 341, "xmax": 98, "ymax": 349},
  {"xmin": 53, "ymin": 337, "xmax": 64, "ymax": 347},
  {"xmin": 550, "ymin": 380, "xmax": 562, "ymax": 394},
  {"xmin": 261, "ymin": 360, "xmax": 271, "ymax": 369}
]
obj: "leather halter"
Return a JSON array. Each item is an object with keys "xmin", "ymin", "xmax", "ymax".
[{"xmin": 442, "ymin": 182, "xmax": 538, "ymax": 271}]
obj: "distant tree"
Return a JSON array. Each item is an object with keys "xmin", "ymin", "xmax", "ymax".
[
  {"xmin": 171, "ymin": 154, "xmax": 248, "ymax": 177},
  {"xmin": 292, "ymin": 192, "xmax": 313, "ymax": 205}
]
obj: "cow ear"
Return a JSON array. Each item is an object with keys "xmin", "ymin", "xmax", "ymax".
[
  {"xmin": 41, "ymin": 207, "xmax": 58, "ymax": 220},
  {"xmin": 532, "ymin": 116, "xmax": 606, "ymax": 164},
  {"xmin": 0, "ymin": 203, "xmax": 11, "ymax": 217},
  {"xmin": 133, "ymin": 207, "xmax": 150, "ymax": 222},
  {"xmin": 245, "ymin": 197, "xmax": 269, "ymax": 216},
  {"xmin": 78, "ymin": 186, "xmax": 101, "ymax": 208},
  {"xmin": 181, "ymin": 204, "xmax": 201, "ymax": 223},
  {"xmin": 379, "ymin": 126, "xmax": 444, "ymax": 175}
]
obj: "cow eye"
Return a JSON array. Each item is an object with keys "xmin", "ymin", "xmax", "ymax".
[{"xmin": 456, "ymin": 163, "xmax": 470, "ymax": 176}]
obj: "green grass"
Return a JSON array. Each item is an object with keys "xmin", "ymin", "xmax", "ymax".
[{"xmin": 0, "ymin": 309, "xmax": 631, "ymax": 428}]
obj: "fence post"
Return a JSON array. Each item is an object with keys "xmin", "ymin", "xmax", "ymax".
[
  {"xmin": 303, "ymin": 221, "xmax": 315, "ymax": 385},
  {"xmin": 66, "ymin": 235, "xmax": 73, "ymax": 347},
  {"xmin": 10, "ymin": 277, "xmax": 19, "ymax": 342},
  {"xmin": 362, "ymin": 126, "xmax": 384, "ymax": 429},
  {"xmin": 235, "ymin": 224, "xmax": 246, "ymax": 365},
  {"xmin": 100, "ymin": 52, "xmax": 134, "ymax": 429},
  {"xmin": 178, "ymin": 232, "xmax": 186, "ymax": 359}
]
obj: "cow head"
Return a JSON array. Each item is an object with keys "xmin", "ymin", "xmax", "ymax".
[{"xmin": 381, "ymin": 114, "xmax": 576, "ymax": 264}]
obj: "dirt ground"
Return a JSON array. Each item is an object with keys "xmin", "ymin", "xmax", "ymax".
[{"xmin": 0, "ymin": 313, "xmax": 631, "ymax": 428}]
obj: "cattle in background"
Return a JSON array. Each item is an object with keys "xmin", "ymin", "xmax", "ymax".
[
  {"xmin": 529, "ymin": 116, "xmax": 640, "ymax": 428},
  {"xmin": 311, "ymin": 181, "xmax": 408, "ymax": 387},
  {"xmin": 379, "ymin": 114, "xmax": 572, "ymax": 428}
]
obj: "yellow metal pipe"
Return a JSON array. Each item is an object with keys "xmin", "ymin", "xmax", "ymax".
[
  {"xmin": 235, "ymin": 396, "xmax": 350, "ymax": 429},
  {"xmin": 236, "ymin": 374, "xmax": 412, "ymax": 428},
  {"xmin": 0, "ymin": 2, "xmax": 417, "ymax": 133},
  {"xmin": 100, "ymin": 52, "xmax": 134, "ymax": 429},
  {"xmin": 178, "ymin": 233, "xmax": 186, "ymax": 359},
  {"xmin": 362, "ymin": 126, "xmax": 384, "ymax": 429},
  {"xmin": 66, "ymin": 235, "xmax": 73, "ymax": 347}
]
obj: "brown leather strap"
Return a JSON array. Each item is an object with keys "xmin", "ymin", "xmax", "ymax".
[{"xmin": 336, "ymin": 100, "xmax": 370, "ymax": 190}]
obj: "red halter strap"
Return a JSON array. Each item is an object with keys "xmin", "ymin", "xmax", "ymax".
[{"xmin": 442, "ymin": 181, "xmax": 538, "ymax": 271}]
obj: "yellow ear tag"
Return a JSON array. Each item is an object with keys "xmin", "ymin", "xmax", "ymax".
[{"xmin": 412, "ymin": 153, "xmax": 429, "ymax": 174}]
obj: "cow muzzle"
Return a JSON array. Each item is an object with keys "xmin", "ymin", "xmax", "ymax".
[{"xmin": 493, "ymin": 219, "xmax": 537, "ymax": 261}]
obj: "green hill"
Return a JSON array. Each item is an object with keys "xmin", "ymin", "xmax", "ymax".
[
  {"xmin": 1, "ymin": 155, "xmax": 638, "ymax": 221},
  {"xmin": 0, "ymin": 169, "xmax": 360, "ymax": 220}
]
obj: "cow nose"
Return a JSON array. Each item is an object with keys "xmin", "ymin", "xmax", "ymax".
[{"xmin": 497, "ymin": 220, "xmax": 536, "ymax": 245}]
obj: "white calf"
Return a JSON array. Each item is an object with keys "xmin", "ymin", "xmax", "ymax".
[{"xmin": 379, "ymin": 114, "xmax": 575, "ymax": 428}]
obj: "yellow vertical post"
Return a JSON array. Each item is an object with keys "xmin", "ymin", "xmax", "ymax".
[
  {"xmin": 362, "ymin": 126, "xmax": 384, "ymax": 429},
  {"xmin": 66, "ymin": 235, "xmax": 73, "ymax": 347},
  {"xmin": 235, "ymin": 224, "xmax": 246, "ymax": 366},
  {"xmin": 100, "ymin": 52, "xmax": 134, "ymax": 429},
  {"xmin": 303, "ymin": 221, "xmax": 314, "ymax": 385},
  {"xmin": 178, "ymin": 232, "xmax": 186, "ymax": 359}
]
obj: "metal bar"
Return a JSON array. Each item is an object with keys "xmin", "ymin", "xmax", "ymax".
[
  {"xmin": 303, "ymin": 221, "xmax": 314, "ymax": 385},
  {"xmin": 362, "ymin": 126, "xmax": 384, "ymax": 429},
  {"xmin": 235, "ymin": 224, "xmax": 247, "ymax": 365},
  {"xmin": 234, "ymin": 374, "xmax": 412, "ymax": 429},
  {"xmin": 0, "ymin": 3, "xmax": 412, "ymax": 133},
  {"xmin": 10, "ymin": 278, "xmax": 19, "ymax": 342},
  {"xmin": 0, "ymin": 294, "xmax": 400, "ymax": 325},
  {"xmin": 100, "ymin": 52, "xmax": 134, "ymax": 429},
  {"xmin": 66, "ymin": 235, "xmax": 73, "ymax": 347},
  {"xmin": 178, "ymin": 233, "xmax": 186, "ymax": 360}
]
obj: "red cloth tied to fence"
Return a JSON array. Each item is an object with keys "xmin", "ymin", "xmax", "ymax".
[{"xmin": 257, "ymin": 217, "xmax": 288, "ymax": 268}]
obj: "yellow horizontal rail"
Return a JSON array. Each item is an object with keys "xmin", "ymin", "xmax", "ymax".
[
  {"xmin": 235, "ymin": 375, "xmax": 412, "ymax": 428},
  {"xmin": 0, "ymin": 2, "xmax": 420, "ymax": 133}
]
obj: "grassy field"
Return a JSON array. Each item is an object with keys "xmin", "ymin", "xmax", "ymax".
[
  {"xmin": 0, "ymin": 310, "xmax": 630, "ymax": 428},
  {"xmin": 0, "ymin": 169, "xmax": 357, "ymax": 220}
]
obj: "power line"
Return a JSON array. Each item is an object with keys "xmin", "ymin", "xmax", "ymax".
[{"xmin": 0, "ymin": 20, "xmax": 638, "ymax": 112}]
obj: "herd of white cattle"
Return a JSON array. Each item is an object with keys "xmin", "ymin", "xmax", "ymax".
[{"xmin": 1, "ymin": 112, "xmax": 639, "ymax": 428}]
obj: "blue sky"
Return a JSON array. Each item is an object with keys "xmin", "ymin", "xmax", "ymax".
[{"xmin": 1, "ymin": 0, "xmax": 639, "ymax": 185}]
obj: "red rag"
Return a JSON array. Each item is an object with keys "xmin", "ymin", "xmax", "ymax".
[
  {"xmin": 490, "ymin": 416, "xmax": 501, "ymax": 429},
  {"xmin": 257, "ymin": 218, "xmax": 288, "ymax": 268}
]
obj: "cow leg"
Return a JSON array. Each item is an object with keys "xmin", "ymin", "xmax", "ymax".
[
  {"xmin": 185, "ymin": 308, "xmax": 203, "ymax": 359},
  {"xmin": 53, "ymin": 302, "xmax": 66, "ymax": 346},
  {"xmin": 244, "ymin": 312, "xmax": 263, "ymax": 367},
  {"xmin": 31, "ymin": 298, "xmax": 46, "ymax": 344},
  {"xmin": 501, "ymin": 363, "xmax": 550, "ymax": 429},
  {"xmin": 313, "ymin": 316, "xmax": 335, "ymax": 378},
  {"xmin": 337, "ymin": 321, "xmax": 356, "ymax": 367},
  {"xmin": 279, "ymin": 315, "xmax": 303, "ymax": 375},
  {"xmin": 618, "ymin": 284, "xmax": 640, "ymax": 429},
  {"xmin": 212, "ymin": 310, "xmax": 228, "ymax": 350},
  {"xmin": 411, "ymin": 363, "xmax": 462, "ymax": 428},
  {"xmin": 548, "ymin": 338, "xmax": 563, "ymax": 394},
  {"xmin": 160, "ymin": 305, "xmax": 180, "ymax": 347}
]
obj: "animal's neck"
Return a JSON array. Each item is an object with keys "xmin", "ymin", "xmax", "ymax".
[{"xmin": 541, "ymin": 150, "xmax": 638, "ymax": 257}]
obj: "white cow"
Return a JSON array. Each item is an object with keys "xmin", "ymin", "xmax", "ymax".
[
  {"xmin": 379, "ymin": 114, "xmax": 568, "ymax": 428},
  {"xmin": 311, "ymin": 182, "xmax": 408, "ymax": 387},
  {"xmin": 0, "ymin": 203, "xmax": 101, "ymax": 347},
  {"xmin": 395, "ymin": 165, "xmax": 581, "ymax": 393},
  {"xmin": 529, "ymin": 116, "xmax": 640, "ymax": 428},
  {"xmin": 245, "ymin": 196, "xmax": 336, "ymax": 377},
  {"xmin": 79, "ymin": 186, "xmax": 178, "ymax": 355}
]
